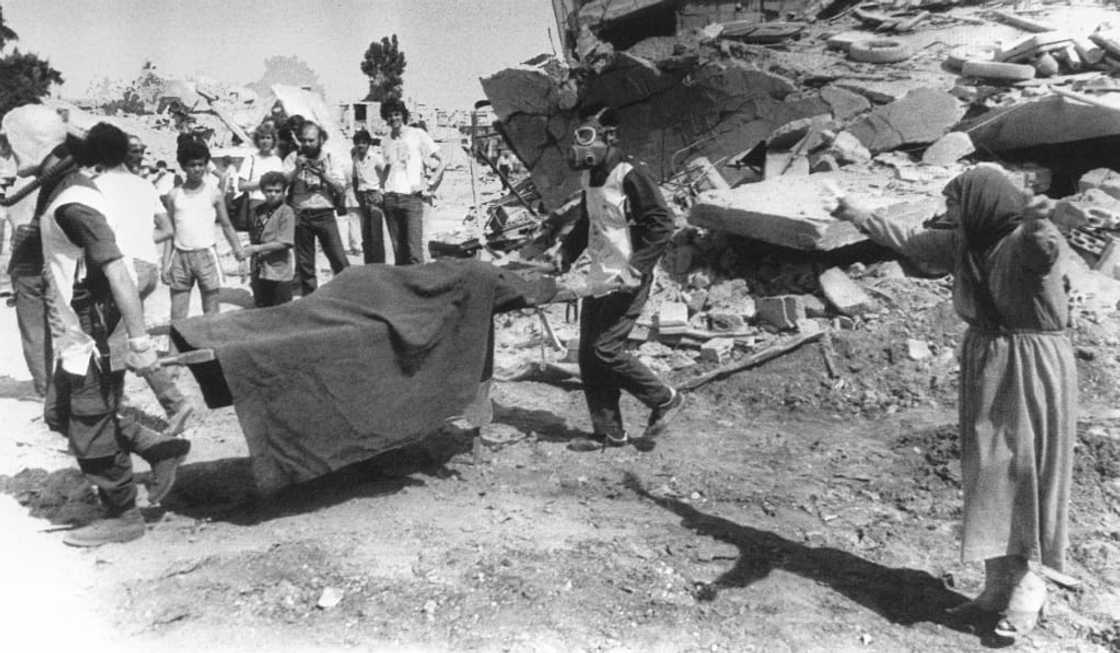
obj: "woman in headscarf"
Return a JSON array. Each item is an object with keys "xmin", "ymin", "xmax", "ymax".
[{"xmin": 833, "ymin": 166, "xmax": 1075, "ymax": 640}]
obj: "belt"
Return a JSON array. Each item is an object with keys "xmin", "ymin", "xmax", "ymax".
[
  {"xmin": 297, "ymin": 207, "xmax": 336, "ymax": 216},
  {"xmin": 384, "ymin": 191, "xmax": 423, "ymax": 198}
]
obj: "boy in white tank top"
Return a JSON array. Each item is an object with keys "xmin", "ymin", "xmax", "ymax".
[{"xmin": 164, "ymin": 139, "xmax": 244, "ymax": 320}]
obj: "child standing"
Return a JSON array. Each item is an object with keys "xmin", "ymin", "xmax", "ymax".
[
  {"xmin": 243, "ymin": 171, "xmax": 295, "ymax": 307},
  {"xmin": 164, "ymin": 139, "xmax": 244, "ymax": 320}
]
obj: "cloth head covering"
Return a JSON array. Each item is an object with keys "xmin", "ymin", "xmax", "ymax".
[
  {"xmin": 1, "ymin": 105, "xmax": 67, "ymax": 174},
  {"xmin": 944, "ymin": 167, "xmax": 1028, "ymax": 328}
]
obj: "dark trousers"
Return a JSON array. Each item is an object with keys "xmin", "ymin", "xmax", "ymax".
[
  {"xmin": 12, "ymin": 273, "xmax": 52, "ymax": 396},
  {"xmin": 578, "ymin": 278, "xmax": 671, "ymax": 438},
  {"xmin": 44, "ymin": 360, "xmax": 136, "ymax": 513},
  {"xmin": 382, "ymin": 192, "xmax": 424, "ymax": 265},
  {"xmin": 251, "ymin": 275, "xmax": 293, "ymax": 307},
  {"xmin": 358, "ymin": 190, "xmax": 386, "ymax": 264},
  {"xmin": 295, "ymin": 208, "xmax": 350, "ymax": 295}
]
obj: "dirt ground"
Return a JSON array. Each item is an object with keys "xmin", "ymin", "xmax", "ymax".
[{"xmin": 1, "ymin": 165, "xmax": 1119, "ymax": 653}]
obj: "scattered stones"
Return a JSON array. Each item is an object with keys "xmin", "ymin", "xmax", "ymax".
[
  {"xmin": 921, "ymin": 132, "xmax": 975, "ymax": 166},
  {"xmin": 827, "ymin": 131, "xmax": 872, "ymax": 165},
  {"xmin": 658, "ymin": 302, "xmax": 689, "ymax": 335},
  {"xmin": 818, "ymin": 267, "xmax": 877, "ymax": 316},
  {"xmin": 756, "ymin": 295, "xmax": 806, "ymax": 330},
  {"xmin": 1079, "ymin": 168, "xmax": 1120, "ymax": 200},
  {"xmin": 687, "ymin": 270, "xmax": 712, "ymax": 290},
  {"xmin": 906, "ymin": 339, "xmax": 932, "ymax": 361},
  {"xmin": 708, "ymin": 312, "xmax": 747, "ymax": 331},
  {"xmin": 800, "ymin": 294, "xmax": 828, "ymax": 318},
  {"xmin": 317, "ymin": 587, "xmax": 343, "ymax": 610},
  {"xmin": 700, "ymin": 337, "xmax": 734, "ymax": 364}
]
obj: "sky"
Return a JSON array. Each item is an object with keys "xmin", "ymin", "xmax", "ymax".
[{"xmin": 4, "ymin": 0, "xmax": 559, "ymax": 110}]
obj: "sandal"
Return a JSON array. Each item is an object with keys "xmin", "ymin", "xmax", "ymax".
[{"xmin": 994, "ymin": 570, "xmax": 1046, "ymax": 639}]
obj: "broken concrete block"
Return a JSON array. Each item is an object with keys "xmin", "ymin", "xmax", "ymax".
[
  {"xmin": 688, "ymin": 270, "xmax": 711, "ymax": 289},
  {"xmin": 825, "ymin": 31, "xmax": 868, "ymax": 52},
  {"xmin": 756, "ymin": 295, "xmax": 806, "ymax": 330},
  {"xmin": 658, "ymin": 302, "xmax": 689, "ymax": 335},
  {"xmin": 1078, "ymin": 168, "xmax": 1120, "ymax": 200},
  {"xmin": 1090, "ymin": 30, "xmax": 1120, "ymax": 59},
  {"xmin": 768, "ymin": 114, "xmax": 833, "ymax": 150},
  {"xmin": 685, "ymin": 290, "xmax": 709, "ymax": 315},
  {"xmin": 1053, "ymin": 189, "xmax": 1120, "ymax": 231},
  {"xmin": 1033, "ymin": 53, "xmax": 1060, "ymax": 78},
  {"xmin": 708, "ymin": 312, "xmax": 746, "ymax": 331},
  {"xmin": 1095, "ymin": 237, "xmax": 1120, "ymax": 279},
  {"xmin": 629, "ymin": 324, "xmax": 651, "ymax": 343},
  {"xmin": 965, "ymin": 95, "xmax": 1120, "ymax": 153},
  {"xmin": 833, "ymin": 316, "xmax": 856, "ymax": 330},
  {"xmin": 686, "ymin": 156, "xmax": 731, "ymax": 192},
  {"xmin": 997, "ymin": 32, "xmax": 1073, "ymax": 64},
  {"xmin": 700, "ymin": 337, "xmax": 734, "ymax": 364},
  {"xmin": 810, "ymin": 153, "xmax": 840, "ymax": 173},
  {"xmin": 818, "ymin": 267, "xmax": 877, "ymax": 316},
  {"xmin": 820, "ymin": 85, "xmax": 871, "ymax": 120},
  {"xmin": 922, "ymin": 132, "xmax": 975, "ymax": 166},
  {"xmin": 828, "ymin": 131, "xmax": 872, "ymax": 165},
  {"xmin": 800, "ymin": 294, "xmax": 828, "ymax": 318},
  {"xmin": 846, "ymin": 88, "xmax": 966, "ymax": 154},
  {"xmin": 906, "ymin": 339, "xmax": 932, "ymax": 361},
  {"xmin": 796, "ymin": 318, "xmax": 823, "ymax": 335},
  {"xmin": 689, "ymin": 177, "xmax": 863, "ymax": 251}
]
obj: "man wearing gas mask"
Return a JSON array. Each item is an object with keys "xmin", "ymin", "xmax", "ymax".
[{"xmin": 558, "ymin": 106, "xmax": 684, "ymax": 451}]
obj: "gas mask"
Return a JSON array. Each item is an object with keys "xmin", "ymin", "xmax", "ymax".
[{"xmin": 567, "ymin": 120, "xmax": 615, "ymax": 170}]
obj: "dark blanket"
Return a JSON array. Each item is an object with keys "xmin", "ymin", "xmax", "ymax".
[{"xmin": 171, "ymin": 260, "xmax": 554, "ymax": 491}]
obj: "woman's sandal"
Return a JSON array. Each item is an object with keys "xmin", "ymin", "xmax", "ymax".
[{"xmin": 994, "ymin": 571, "xmax": 1046, "ymax": 639}]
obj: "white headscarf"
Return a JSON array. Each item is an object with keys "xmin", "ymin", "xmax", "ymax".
[{"xmin": 1, "ymin": 104, "xmax": 67, "ymax": 175}]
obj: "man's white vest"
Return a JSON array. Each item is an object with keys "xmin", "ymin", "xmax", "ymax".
[
  {"xmin": 40, "ymin": 179, "xmax": 113, "ymax": 375},
  {"xmin": 583, "ymin": 162, "xmax": 642, "ymax": 297}
]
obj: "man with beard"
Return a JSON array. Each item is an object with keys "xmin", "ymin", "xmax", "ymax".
[{"xmin": 283, "ymin": 121, "xmax": 348, "ymax": 295}]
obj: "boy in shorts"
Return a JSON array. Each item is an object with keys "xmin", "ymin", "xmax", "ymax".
[
  {"xmin": 163, "ymin": 139, "xmax": 244, "ymax": 320},
  {"xmin": 242, "ymin": 171, "xmax": 295, "ymax": 307}
]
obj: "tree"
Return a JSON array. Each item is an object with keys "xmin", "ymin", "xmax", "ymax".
[
  {"xmin": 0, "ymin": 6, "xmax": 18, "ymax": 50},
  {"xmin": 0, "ymin": 7, "xmax": 63, "ymax": 119},
  {"xmin": 248, "ymin": 55, "xmax": 324, "ymax": 99},
  {"xmin": 360, "ymin": 34, "xmax": 405, "ymax": 102}
]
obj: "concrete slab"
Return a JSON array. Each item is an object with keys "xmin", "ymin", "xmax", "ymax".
[
  {"xmin": 818, "ymin": 267, "xmax": 877, "ymax": 316},
  {"xmin": 846, "ymin": 88, "xmax": 966, "ymax": 153}
]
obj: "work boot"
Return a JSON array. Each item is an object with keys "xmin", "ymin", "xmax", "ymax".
[
  {"xmin": 62, "ymin": 507, "xmax": 145, "ymax": 547},
  {"xmin": 634, "ymin": 388, "xmax": 685, "ymax": 451},
  {"xmin": 124, "ymin": 424, "xmax": 191, "ymax": 505}
]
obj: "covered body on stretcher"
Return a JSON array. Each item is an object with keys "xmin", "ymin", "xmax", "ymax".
[{"xmin": 171, "ymin": 259, "xmax": 557, "ymax": 492}]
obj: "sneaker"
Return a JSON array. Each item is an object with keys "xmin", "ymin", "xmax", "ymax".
[
  {"xmin": 567, "ymin": 432, "xmax": 628, "ymax": 452},
  {"xmin": 63, "ymin": 508, "xmax": 145, "ymax": 547},
  {"xmin": 144, "ymin": 438, "xmax": 191, "ymax": 505},
  {"xmin": 634, "ymin": 388, "xmax": 686, "ymax": 452}
]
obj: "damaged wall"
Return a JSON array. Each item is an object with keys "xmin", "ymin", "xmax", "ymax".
[{"xmin": 482, "ymin": 54, "xmax": 847, "ymax": 210}]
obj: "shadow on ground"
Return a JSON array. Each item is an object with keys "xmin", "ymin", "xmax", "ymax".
[
  {"xmin": 167, "ymin": 424, "xmax": 478, "ymax": 525},
  {"xmin": 492, "ymin": 401, "xmax": 585, "ymax": 443},
  {"xmin": 623, "ymin": 472, "xmax": 1006, "ymax": 646}
]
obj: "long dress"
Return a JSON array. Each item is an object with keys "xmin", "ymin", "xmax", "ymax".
[{"xmin": 853, "ymin": 211, "xmax": 1076, "ymax": 571}]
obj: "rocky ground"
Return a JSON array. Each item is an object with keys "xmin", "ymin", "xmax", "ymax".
[{"xmin": 1, "ymin": 165, "xmax": 1119, "ymax": 653}]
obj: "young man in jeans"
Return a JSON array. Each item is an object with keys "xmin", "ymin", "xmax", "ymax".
[
  {"xmin": 283, "ymin": 121, "xmax": 348, "ymax": 293},
  {"xmin": 558, "ymin": 106, "xmax": 684, "ymax": 452},
  {"xmin": 377, "ymin": 100, "xmax": 444, "ymax": 265}
]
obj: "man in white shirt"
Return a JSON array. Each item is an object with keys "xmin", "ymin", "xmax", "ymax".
[
  {"xmin": 377, "ymin": 100, "xmax": 444, "ymax": 265},
  {"xmin": 90, "ymin": 124, "xmax": 193, "ymax": 432}
]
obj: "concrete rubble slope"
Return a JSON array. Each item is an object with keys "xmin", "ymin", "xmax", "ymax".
[{"xmin": 486, "ymin": 2, "xmax": 1120, "ymax": 256}]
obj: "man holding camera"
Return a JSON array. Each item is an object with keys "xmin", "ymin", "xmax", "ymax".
[{"xmin": 283, "ymin": 121, "xmax": 349, "ymax": 295}]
